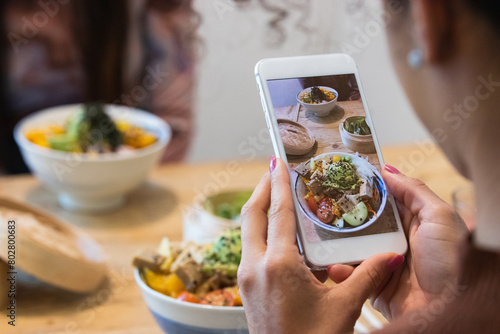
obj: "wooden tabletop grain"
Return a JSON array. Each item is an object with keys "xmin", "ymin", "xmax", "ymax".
[{"xmin": 0, "ymin": 144, "xmax": 469, "ymax": 334}]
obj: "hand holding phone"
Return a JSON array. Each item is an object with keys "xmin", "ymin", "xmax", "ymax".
[
  {"xmin": 239, "ymin": 53, "xmax": 465, "ymax": 333},
  {"xmin": 238, "ymin": 157, "xmax": 405, "ymax": 333},
  {"xmin": 255, "ymin": 53, "xmax": 407, "ymax": 268}
]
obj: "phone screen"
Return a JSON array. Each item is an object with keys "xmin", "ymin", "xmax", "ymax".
[{"xmin": 267, "ymin": 74, "xmax": 399, "ymax": 242}]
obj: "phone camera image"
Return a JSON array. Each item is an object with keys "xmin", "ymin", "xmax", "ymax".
[{"xmin": 267, "ymin": 74, "xmax": 399, "ymax": 242}]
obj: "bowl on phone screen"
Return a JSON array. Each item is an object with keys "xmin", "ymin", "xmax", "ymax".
[
  {"xmin": 294, "ymin": 152, "xmax": 387, "ymax": 233},
  {"xmin": 339, "ymin": 116, "xmax": 376, "ymax": 154},
  {"xmin": 296, "ymin": 86, "xmax": 338, "ymax": 117}
]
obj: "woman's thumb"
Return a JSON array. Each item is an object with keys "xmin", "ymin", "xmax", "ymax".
[{"xmin": 339, "ymin": 253, "xmax": 404, "ymax": 305}]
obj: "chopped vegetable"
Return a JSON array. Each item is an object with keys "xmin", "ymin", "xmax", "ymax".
[
  {"xmin": 157, "ymin": 238, "xmax": 174, "ymax": 272},
  {"xmin": 364, "ymin": 200, "xmax": 378, "ymax": 218},
  {"xmin": 79, "ymin": 103, "xmax": 123, "ymax": 152},
  {"xmin": 224, "ymin": 286, "xmax": 242, "ymax": 306},
  {"xmin": 307, "ymin": 196, "xmax": 319, "ymax": 213},
  {"xmin": 300, "ymin": 86, "xmax": 336, "ymax": 104},
  {"xmin": 200, "ymin": 289, "xmax": 234, "ymax": 306},
  {"xmin": 26, "ymin": 103, "xmax": 157, "ymax": 153},
  {"xmin": 213, "ymin": 191, "xmax": 252, "ymax": 220},
  {"xmin": 342, "ymin": 202, "xmax": 368, "ymax": 227},
  {"xmin": 177, "ymin": 292, "xmax": 200, "ymax": 304},
  {"xmin": 344, "ymin": 116, "xmax": 372, "ymax": 136},
  {"xmin": 143, "ymin": 269, "xmax": 185, "ymax": 298},
  {"xmin": 133, "ymin": 228, "xmax": 243, "ymax": 307},
  {"xmin": 317, "ymin": 198, "xmax": 335, "ymax": 224}
]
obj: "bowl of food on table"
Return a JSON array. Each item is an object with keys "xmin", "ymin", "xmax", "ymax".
[
  {"xmin": 297, "ymin": 86, "xmax": 338, "ymax": 117},
  {"xmin": 14, "ymin": 103, "xmax": 170, "ymax": 212},
  {"xmin": 133, "ymin": 227, "xmax": 248, "ymax": 334},
  {"xmin": 294, "ymin": 152, "xmax": 387, "ymax": 233},
  {"xmin": 183, "ymin": 190, "xmax": 252, "ymax": 244},
  {"xmin": 339, "ymin": 116, "xmax": 376, "ymax": 154}
]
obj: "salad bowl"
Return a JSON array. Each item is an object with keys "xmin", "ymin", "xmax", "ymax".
[
  {"xmin": 294, "ymin": 152, "xmax": 387, "ymax": 233},
  {"xmin": 14, "ymin": 104, "xmax": 171, "ymax": 213},
  {"xmin": 296, "ymin": 86, "xmax": 338, "ymax": 117},
  {"xmin": 135, "ymin": 269, "xmax": 248, "ymax": 334},
  {"xmin": 133, "ymin": 228, "xmax": 249, "ymax": 334}
]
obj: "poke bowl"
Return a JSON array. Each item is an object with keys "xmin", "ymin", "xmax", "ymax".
[
  {"xmin": 133, "ymin": 228, "xmax": 248, "ymax": 334},
  {"xmin": 14, "ymin": 104, "xmax": 171, "ymax": 212},
  {"xmin": 297, "ymin": 86, "xmax": 338, "ymax": 117},
  {"xmin": 135, "ymin": 270, "xmax": 248, "ymax": 334},
  {"xmin": 294, "ymin": 152, "xmax": 387, "ymax": 233}
]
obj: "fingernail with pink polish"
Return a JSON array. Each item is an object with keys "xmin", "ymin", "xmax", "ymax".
[
  {"xmin": 387, "ymin": 255, "xmax": 405, "ymax": 272},
  {"xmin": 269, "ymin": 156, "xmax": 276, "ymax": 173},
  {"xmin": 384, "ymin": 164, "xmax": 401, "ymax": 175}
]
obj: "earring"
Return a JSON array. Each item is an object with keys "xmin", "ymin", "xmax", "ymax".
[{"xmin": 407, "ymin": 49, "xmax": 423, "ymax": 69}]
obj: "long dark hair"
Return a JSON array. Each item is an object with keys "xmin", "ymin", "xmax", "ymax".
[
  {"xmin": 73, "ymin": 0, "xmax": 195, "ymax": 103},
  {"xmin": 464, "ymin": 0, "xmax": 500, "ymax": 34},
  {"xmin": 0, "ymin": 0, "xmax": 195, "ymax": 173},
  {"xmin": 71, "ymin": 0, "xmax": 130, "ymax": 104}
]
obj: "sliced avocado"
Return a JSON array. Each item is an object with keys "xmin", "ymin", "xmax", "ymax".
[
  {"xmin": 202, "ymin": 227, "xmax": 242, "ymax": 278},
  {"xmin": 66, "ymin": 111, "xmax": 84, "ymax": 138},
  {"xmin": 48, "ymin": 135, "xmax": 80, "ymax": 152},
  {"xmin": 343, "ymin": 202, "xmax": 368, "ymax": 227},
  {"xmin": 48, "ymin": 111, "xmax": 84, "ymax": 152}
]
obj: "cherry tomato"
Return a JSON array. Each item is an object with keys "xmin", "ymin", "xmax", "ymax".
[
  {"xmin": 317, "ymin": 198, "xmax": 334, "ymax": 224},
  {"xmin": 177, "ymin": 292, "xmax": 200, "ymax": 304},
  {"xmin": 307, "ymin": 197, "xmax": 318, "ymax": 213},
  {"xmin": 200, "ymin": 289, "xmax": 234, "ymax": 306}
]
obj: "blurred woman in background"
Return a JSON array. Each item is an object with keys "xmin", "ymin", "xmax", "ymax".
[{"xmin": 0, "ymin": 0, "xmax": 197, "ymax": 174}]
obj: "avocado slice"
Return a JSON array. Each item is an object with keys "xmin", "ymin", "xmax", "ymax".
[
  {"xmin": 48, "ymin": 135, "xmax": 80, "ymax": 152},
  {"xmin": 48, "ymin": 112, "xmax": 84, "ymax": 152}
]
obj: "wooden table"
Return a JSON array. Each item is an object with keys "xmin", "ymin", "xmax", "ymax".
[{"xmin": 0, "ymin": 144, "xmax": 469, "ymax": 334}]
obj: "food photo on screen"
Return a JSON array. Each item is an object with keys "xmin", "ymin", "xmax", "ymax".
[{"xmin": 267, "ymin": 74, "xmax": 399, "ymax": 241}]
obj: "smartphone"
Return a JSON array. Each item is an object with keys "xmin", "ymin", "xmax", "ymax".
[{"xmin": 255, "ymin": 53, "xmax": 407, "ymax": 269}]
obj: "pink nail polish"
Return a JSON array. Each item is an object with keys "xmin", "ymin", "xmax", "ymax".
[
  {"xmin": 387, "ymin": 255, "xmax": 405, "ymax": 272},
  {"xmin": 384, "ymin": 164, "xmax": 401, "ymax": 175},
  {"xmin": 269, "ymin": 156, "xmax": 277, "ymax": 173}
]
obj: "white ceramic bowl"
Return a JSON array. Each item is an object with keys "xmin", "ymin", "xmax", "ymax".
[
  {"xmin": 183, "ymin": 190, "xmax": 251, "ymax": 244},
  {"xmin": 294, "ymin": 152, "xmax": 387, "ymax": 233},
  {"xmin": 339, "ymin": 117, "xmax": 376, "ymax": 154},
  {"xmin": 297, "ymin": 86, "xmax": 338, "ymax": 117},
  {"xmin": 134, "ymin": 270, "xmax": 249, "ymax": 334},
  {"xmin": 14, "ymin": 104, "xmax": 171, "ymax": 213}
]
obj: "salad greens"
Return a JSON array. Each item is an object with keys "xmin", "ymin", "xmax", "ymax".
[
  {"xmin": 344, "ymin": 116, "xmax": 372, "ymax": 136},
  {"xmin": 214, "ymin": 191, "xmax": 252, "ymax": 220},
  {"xmin": 48, "ymin": 103, "xmax": 123, "ymax": 152}
]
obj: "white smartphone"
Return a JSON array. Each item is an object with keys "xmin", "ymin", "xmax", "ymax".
[{"xmin": 255, "ymin": 53, "xmax": 407, "ymax": 269}]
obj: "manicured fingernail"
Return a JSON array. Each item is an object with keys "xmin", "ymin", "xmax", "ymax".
[
  {"xmin": 269, "ymin": 156, "xmax": 277, "ymax": 173},
  {"xmin": 384, "ymin": 164, "xmax": 401, "ymax": 174},
  {"xmin": 387, "ymin": 255, "xmax": 405, "ymax": 272}
]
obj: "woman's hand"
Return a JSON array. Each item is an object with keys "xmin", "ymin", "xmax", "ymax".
[
  {"xmin": 329, "ymin": 165, "xmax": 468, "ymax": 320},
  {"xmin": 238, "ymin": 157, "xmax": 405, "ymax": 334}
]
